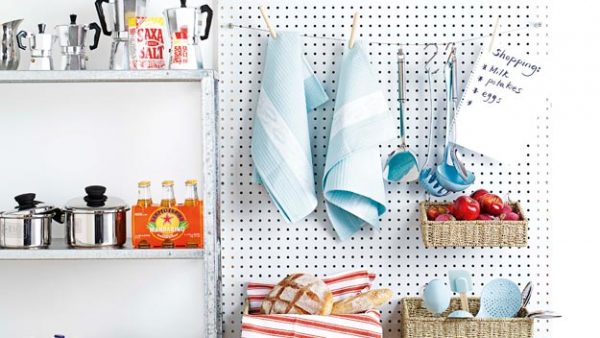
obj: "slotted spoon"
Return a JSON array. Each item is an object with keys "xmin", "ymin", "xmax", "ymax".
[{"xmin": 418, "ymin": 69, "xmax": 450, "ymax": 197}]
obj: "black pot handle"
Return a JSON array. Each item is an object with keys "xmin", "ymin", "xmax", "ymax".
[
  {"xmin": 51, "ymin": 209, "xmax": 65, "ymax": 224},
  {"xmin": 89, "ymin": 22, "xmax": 102, "ymax": 50},
  {"xmin": 38, "ymin": 208, "xmax": 65, "ymax": 224},
  {"xmin": 199, "ymin": 4, "xmax": 213, "ymax": 41},
  {"xmin": 95, "ymin": 0, "xmax": 112, "ymax": 36},
  {"xmin": 16, "ymin": 30, "xmax": 27, "ymax": 50}
]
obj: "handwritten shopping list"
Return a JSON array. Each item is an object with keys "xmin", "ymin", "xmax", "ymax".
[{"xmin": 455, "ymin": 43, "xmax": 546, "ymax": 163}]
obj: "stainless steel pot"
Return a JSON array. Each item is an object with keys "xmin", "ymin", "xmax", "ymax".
[
  {"xmin": 64, "ymin": 185, "xmax": 128, "ymax": 248},
  {"xmin": 1, "ymin": 19, "xmax": 24, "ymax": 70},
  {"xmin": 0, "ymin": 194, "xmax": 63, "ymax": 249}
]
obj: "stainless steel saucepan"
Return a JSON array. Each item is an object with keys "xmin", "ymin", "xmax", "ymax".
[
  {"xmin": 0, "ymin": 193, "xmax": 63, "ymax": 249},
  {"xmin": 64, "ymin": 185, "xmax": 129, "ymax": 248}
]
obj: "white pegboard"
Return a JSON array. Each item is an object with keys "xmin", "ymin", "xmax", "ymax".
[{"xmin": 217, "ymin": 1, "xmax": 551, "ymax": 337}]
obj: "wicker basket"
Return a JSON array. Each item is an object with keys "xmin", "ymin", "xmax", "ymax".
[
  {"xmin": 419, "ymin": 201, "xmax": 528, "ymax": 248},
  {"xmin": 400, "ymin": 297, "xmax": 533, "ymax": 338}
]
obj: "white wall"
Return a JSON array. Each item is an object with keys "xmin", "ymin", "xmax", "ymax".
[
  {"xmin": 550, "ymin": 1, "xmax": 600, "ymax": 337},
  {"xmin": 0, "ymin": 1, "xmax": 215, "ymax": 337},
  {"xmin": 0, "ymin": 260, "xmax": 205, "ymax": 338}
]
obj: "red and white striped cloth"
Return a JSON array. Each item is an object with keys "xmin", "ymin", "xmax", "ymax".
[
  {"xmin": 247, "ymin": 270, "xmax": 377, "ymax": 314},
  {"xmin": 242, "ymin": 270, "xmax": 382, "ymax": 338},
  {"xmin": 242, "ymin": 310, "xmax": 382, "ymax": 338}
]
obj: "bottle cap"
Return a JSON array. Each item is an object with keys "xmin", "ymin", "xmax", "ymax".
[
  {"xmin": 185, "ymin": 179, "xmax": 198, "ymax": 186},
  {"xmin": 138, "ymin": 180, "xmax": 151, "ymax": 187},
  {"xmin": 162, "ymin": 180, "xmax": 174, "ymax": 187}
]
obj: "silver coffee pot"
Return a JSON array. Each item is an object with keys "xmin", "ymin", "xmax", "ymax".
[
  {"xmin": 1, "ymin": 19, "xmax": 24, "ymax": 70},
  {"xmin": 164, "ymin": 0, "xmax": 213, "ymax": 69},
  {"xmin": 95, "ymin": 0, "xmax": 147, "ymax": 70},
  {"xmin": 16, "ymin": 24, "xmax": 56, "ymax": 70},
  {"xmin": 55, "ymin": 14, "xmax": 101, "ymax": 70}
]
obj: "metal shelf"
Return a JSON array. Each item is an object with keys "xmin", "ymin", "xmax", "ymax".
[
  {"xmin": 0, "ymin": 242, "xmax": 204, "ymax": 260},
  {"xmin": 0, "ymin": 70, "xmax": 215, "ymax": 83}
]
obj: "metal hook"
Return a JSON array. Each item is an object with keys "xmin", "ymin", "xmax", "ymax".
[
  {"xmin": 444, "ymin": 43, "xmax": 459, "ymax": 105},
  {"xmin": 423, "ymin": 43, "xmax": 439, "ymax": 74},
  {"xmin": 445, "ymin": 42, "xmax": 456, "ymax": 63}
]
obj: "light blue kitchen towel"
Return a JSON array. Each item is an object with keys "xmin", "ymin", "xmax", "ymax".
[
  {"xmin": 251, "ymin": 32, "xmax": 329, "ymax": 223},
  {"xmin": 323, "ymin": 42, "xmax": 396, "ymax": 240}
]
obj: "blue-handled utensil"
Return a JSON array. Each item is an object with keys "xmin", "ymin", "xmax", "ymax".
[
  {"xmin": 385, "ymin": 48, "xmax": 419, "ymax": 183},
  {"xmin": 422, "ymin": 279, "xmax": 451, "ymax": 315},
  {"xmin": 435, "ymin": 49, "xmax": 475, "ymax": 193},
  {"xmin": 418, "ymin": 66, "xmax": 450, "ymax": 197},
  {"xmin": 448, "ymin": 270, "xmax": 474, "ymax": 318},
  {"xmin": 436, "ymin": 145, "xmax": 475, "ymax": 192},
  {"xmin": 477, "ymin": 278, "xmax": 522, "ymax": 318}
]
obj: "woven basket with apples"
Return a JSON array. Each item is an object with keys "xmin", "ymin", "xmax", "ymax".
[{"xmin": 420, "ymin": 189, "xmax": 528, "ymax": 248}]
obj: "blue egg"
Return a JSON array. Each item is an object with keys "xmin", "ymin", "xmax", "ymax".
[{"xmin": 422, "ymin": 279, "xmax": 451, "ymax": 315}]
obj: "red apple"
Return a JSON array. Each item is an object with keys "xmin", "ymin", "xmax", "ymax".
[
  {"xmin": 452, "ymin": 196, "xmax": 480, "ymax": 220},
  {"xmin": 501, "ymin": 203, "xmax": 513, "ymax": 214},
  {"xmin": 480, "ymin": 193, "xmax": 504, "ymax": 216},
  {"xmin": 427, "ymin": 205, "xmax": 449, "ymax": 220},
  {"xmin": 435, "ymin": 214, "xmax": 456, "ymax": 222},
  {"xmin": 477, "ymin": 214, "xmax": 496, "ymax": 221},
  {"xmin": 500, "ymin": 212, "xmax": 521, "ymax": 221},
  {"xmin": 447, "ymin": 202, "xmax": 455, "ymax": 215},
  {"xmin": 470, "ymin": 189, "xmax": 489, "ymax": 203}
]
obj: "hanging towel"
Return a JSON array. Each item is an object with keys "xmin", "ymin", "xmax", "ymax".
[
  {"xmin": 323, "ymin": 42, "xmax": 396, "ymax": 240},
  {"xmin": 251, "ymin": 32, "xmax": 329, "ymax": 223}
]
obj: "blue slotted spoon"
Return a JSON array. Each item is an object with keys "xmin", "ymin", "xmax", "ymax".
[
  {"xmin": 435, "ymin": 49, "xmax": 475, "ymax": 192},
  {"xmin": 384, "ymin": 48, "xmax": 419, "ymax": 183},
  {"xmin": 418, "ymin": 68, "xmax": 450, "ymax": 197},
  {"xmin": 477, "ymin": 278, "xmax": 522, "ymax": 318}
]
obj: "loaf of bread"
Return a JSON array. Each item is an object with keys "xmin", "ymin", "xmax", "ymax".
[
  {"xmin": 331, "ymin": 288, "xmax": 393, "ymax": 314},
  {"xmin": 261, "ymin": 273, "xmax": 333, "ymax": 315}
]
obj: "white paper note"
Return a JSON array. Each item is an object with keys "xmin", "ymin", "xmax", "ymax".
[{"xmin": 455, "ymin": 41, "xmax": 546, "ymax": 163}]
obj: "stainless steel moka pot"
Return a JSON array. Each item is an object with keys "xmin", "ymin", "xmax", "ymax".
[
  {"xmin": 164, "ymin": 0, "xmax": 213, "ymax": 69},
  {"xmin": 55, "ymin": 14, "xmax": 101, "ymax": 70},
  {"xmin": 16, "ymin": 24, "xmax": 56, "ymax": 70},
  {"xmin": 95, "ymin": 0, "xmax": 147, "ymax": 70},
  {"xmin": 1, "ymin": 19, "xmax": 24, "ymax": 70}
]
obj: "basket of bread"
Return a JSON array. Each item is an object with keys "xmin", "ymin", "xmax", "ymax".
[{"xmin": 241, "ymin": 270, "xmax": 391, "ymax": 338}]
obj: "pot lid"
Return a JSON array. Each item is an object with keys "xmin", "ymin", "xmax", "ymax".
[
  {"xmin": 56, "ymin": 14, "xmax": 83, "ymax": 28},
  {"xmin": 166, "ymin": 0, "xmax": 194, "ymax": 11},
  {"xmin": 1, "ymin": 193, "xmax": 56, "ymax": 218},
  {"xmin": 64, "ymin": 185, "xmax": 127, "ymax": 212}
]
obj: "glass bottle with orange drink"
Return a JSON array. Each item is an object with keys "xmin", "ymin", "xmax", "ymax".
[
  {"xmin": 160, "ymin": 180, "xmax": 177, "ymax": 207},
  {"xmin": 184, "ymin": 179, "xmax": 200, "ymax": 206},
  {"xmin": 137, "ymin": 180, "xmax": 153, "ymax": 208}
]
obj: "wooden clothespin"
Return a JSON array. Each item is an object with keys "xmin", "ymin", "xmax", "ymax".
[
  {"xmin": 488, "ymin": 16, "xmax": 501, "ymax": 52},
  {"xmin": 348, "ymin": 12, "xmax": 360, "ymax": 48},
  {"xmin": 259, "ymin": 6, "xmax": 277, "ymax": 39}
]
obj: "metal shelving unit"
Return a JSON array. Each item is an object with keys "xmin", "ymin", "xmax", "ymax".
[
  {"xmin": 0, "ymin": 69, "xmax": 221, "ymax": 337},
  {"xmin": 0, "ymin": 70, "xmax": 215, "ymax": 83},
  {"xmin": 0, "ymin": 243, "xmax": 204, "ymax": 260}
]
